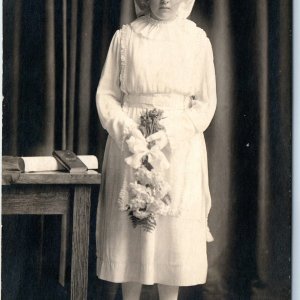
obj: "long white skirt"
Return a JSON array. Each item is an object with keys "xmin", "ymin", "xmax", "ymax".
[{"xmin": 96, "ymin": 95, "xmax": 211, "ymax": 286}]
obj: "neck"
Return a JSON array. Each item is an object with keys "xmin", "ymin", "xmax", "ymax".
[{"xmin": 149, "ymin": 12, "xmax": 178, "ymax": 23}]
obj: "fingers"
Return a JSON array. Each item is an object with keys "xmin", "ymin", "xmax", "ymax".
[{"xmin": 146, "ymin": 131, "xmax": 169, "ymax": 150}]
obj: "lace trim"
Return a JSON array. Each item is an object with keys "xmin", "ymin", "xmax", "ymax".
[
  {"xmin": 120, "ymin": 25, "xmax": 130, "ymax": 92},
  {"xmin": 168, "ymin": 208, "xmax": 181, "ymax": 217},
  {"xmin": 130, "ymin": 15, "xmax": 205, "ymax": 42},
  {"xmin": 118, "ymin": 184, "xmax": 129, "ymax": 211},
  {"xmin": 117, "ymin": 163, "xmax": 133, "ymax": 211},
  {"xmin": 145, "ymin": 14, "xmax": 179, "ymax": 25}
]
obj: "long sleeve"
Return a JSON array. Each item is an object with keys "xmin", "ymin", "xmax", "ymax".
[
  {"xmin": 161, "ymin": 37, "xmax": 217, "ymax": 149},
  {"xmin": 96, "ymin": 30, "xmax": 138, "ymax": 150}
]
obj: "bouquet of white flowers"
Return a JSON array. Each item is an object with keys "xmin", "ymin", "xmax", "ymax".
[{"xmin": 124, "ymin": 109, "xmax": 171, "ymax": 232}]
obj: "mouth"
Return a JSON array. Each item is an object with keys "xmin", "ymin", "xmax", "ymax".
[{"xmin": 159, "ymin": 7, "xmax": 170, "ymax": 10}]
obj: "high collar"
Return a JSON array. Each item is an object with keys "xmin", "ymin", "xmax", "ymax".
[
  {"xmin": 130, "ymin": 14, "xmax": 200, "ymax": 41},
  {"xmin": 147, "ymin": 14, "xmax": 179, "ymax": 25}
]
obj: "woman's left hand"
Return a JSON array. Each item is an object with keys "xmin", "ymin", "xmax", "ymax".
[{"xmin": 146, "ymin": 131, "xmax": 169, "ymax": 150}]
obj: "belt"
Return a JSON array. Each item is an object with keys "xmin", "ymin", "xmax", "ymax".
[{"xmin": 123, "ymin": 93, "xmax": 191, "ymax": 110}]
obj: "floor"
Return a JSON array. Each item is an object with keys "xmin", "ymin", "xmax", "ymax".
[{"xmin": 2, "ymin": 192, "xmax": 204, "ymax": 300}]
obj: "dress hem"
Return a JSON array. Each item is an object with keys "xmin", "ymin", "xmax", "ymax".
[{"xmin": 96, "ymin": 258, "xmax": 208, "ymax": 286}]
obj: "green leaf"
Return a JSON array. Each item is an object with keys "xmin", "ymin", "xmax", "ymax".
[{"xmin": 129, "ymin": 211, "xmax": 157, "ymax": 232}]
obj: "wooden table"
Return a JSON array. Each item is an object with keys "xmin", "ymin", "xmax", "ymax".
[{"xmin": 2, "ymin": 171, "xmax": 101, "ymax": 300}]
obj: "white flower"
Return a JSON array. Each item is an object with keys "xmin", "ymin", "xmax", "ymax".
[
  {"xmin": 133, "ymin": 209, "xmax": 151, "ymax": 219},
  {"xmin": 148, "ymin": 200, "xmax": 170, "ymax": 216},
  {"xmin": 135, "ymin": 166, "xmax": 153, "ymax": 186},
  {"xmin": 151, "ymin": 176, "xmax": 171, "ymax": 199},
  {"xmin": 126, "ymin": 165, "xmax": 172, "ymax": 222},
  {"xmin": 129, "ymin": 182, "xmax": 154, "ymax": 208},
  {"xmin": 128, "ymin": 197, "xmax": 147, "ymax": 210},
  {"xmin": 129, "ymin": 181, "xmax": 151, "ymax": 197}
]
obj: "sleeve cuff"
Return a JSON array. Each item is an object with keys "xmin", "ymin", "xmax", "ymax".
[{"xmin": 121, "ymin": 119, "xmax": 139, "ymax": 152}]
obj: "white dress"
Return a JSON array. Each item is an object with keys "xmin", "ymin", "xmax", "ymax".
[{"xmin": 96, "ymin": 15, "xmax": 217, "ymax": 286}]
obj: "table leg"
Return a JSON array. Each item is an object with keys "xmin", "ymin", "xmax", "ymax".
[
  {"xmin": 59, "ymin": 213, "xmax": 68, "ymax": 286},
  {"xmin": 71, "ymin": 186, "xmax": 91, "ymax": 300}
]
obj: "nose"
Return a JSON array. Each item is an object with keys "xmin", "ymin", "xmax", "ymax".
[{"xmin": 160, "ymin": 0, "xmax": 170, "ymax": 4}]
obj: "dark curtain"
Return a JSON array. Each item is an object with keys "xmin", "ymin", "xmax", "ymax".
[
  {"xmin": 2, "ymin": 0, "xmax": 291, "ymax": 299},
  {"xmin": 3, "ymin": 0, "xmax": 121, "ymax": 160}
]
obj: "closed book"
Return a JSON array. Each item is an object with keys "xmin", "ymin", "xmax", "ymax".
[{"xmin": 52, "ymin": 150, "xmax": 88, "ymax": 173}]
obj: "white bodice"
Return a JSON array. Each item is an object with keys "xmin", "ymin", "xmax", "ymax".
[
  {"xmin": 120, "ymin": 15, "xmax": 208, "ymax": 96},
  {"xmin": 96, "ymin": 14, "xmax": 217, "ymax": 151}
]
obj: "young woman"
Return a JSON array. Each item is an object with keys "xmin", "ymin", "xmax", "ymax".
[{"xmin": 96, "ymin": 0, "xmax": 217, "ymax": 299}]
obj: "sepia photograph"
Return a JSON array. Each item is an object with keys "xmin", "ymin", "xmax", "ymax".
[{"xmin": 2, "ymin": 0, "xmax": 291, "ymax": 299}]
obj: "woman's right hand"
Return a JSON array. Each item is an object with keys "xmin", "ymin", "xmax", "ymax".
[
  {"xmin": 146, "ymin": 131, "xmax": 169, "ymax": 150},
  {"xmin": 125, "ymin": 127, "xmax": 147, "ymax": 155}
]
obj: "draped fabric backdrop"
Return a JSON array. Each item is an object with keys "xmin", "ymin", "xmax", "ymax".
[{"xmin": 3, "ymin": 0, "xmax": 291, "ymax": 299}]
